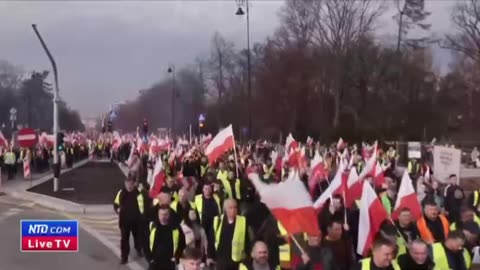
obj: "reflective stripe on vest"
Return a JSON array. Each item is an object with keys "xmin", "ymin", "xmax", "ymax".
[
  {"xmin": 214, "ymin": 215, "xmax": 246, "ymax": 262},
  {"xmin": 220, "ymin": 178, "xmax": 241, "ymax": 200},
  {"xmin": 114, "ymin": 190, "xmax": 144, "ymax": 214},
  {"xmin": 149, "ymin": 223, "xmax": 179, "ymax": 256},
  {"xmin": 194, "ymin": 194, "xmax": 221, "ymax": 223},
  {"xmin": 277, "ymin": 222, "xmax": 291, "ymax": 263},
  {"xmin": 417, "ymin": 215, "xmax": 449, "ymax": 244},
  {"xmin": 432, "ymin": 242, "xmax": 471, "ymax": 270},
  {"xmin": 170, "ymin": 200, "xmax": 195, "ymax": 212},
  {"xmin": 360, "ymin": 258, "xmax": 400, "ymax": 270}
]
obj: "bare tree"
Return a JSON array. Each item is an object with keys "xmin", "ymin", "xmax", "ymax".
[
  {"xmin": 207, "ymin": 32, "xmax": 235, "ymax": 126},
  {"xmin": 311, "ymin": 0, "xmax": 385, "ymax": 128},
  {"xmin": 394, "ymin": 0, "xmax": 432, "ymax": 52},
  {"xmin": 444, "ymin": 0, "xmax": 480, "ymax": 62}
]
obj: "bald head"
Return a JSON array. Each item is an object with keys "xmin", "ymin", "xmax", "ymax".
[{"xmin": 251, "ymin": 241, "xmax": 269, "ymax": 265}]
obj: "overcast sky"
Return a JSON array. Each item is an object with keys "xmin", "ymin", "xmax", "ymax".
[{"xmin": 0, "ymin": 0, "xmax": 457, "ymax": 118}]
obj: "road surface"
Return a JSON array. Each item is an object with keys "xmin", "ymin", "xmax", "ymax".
[{"xmin": 0, "ymin": 195, "xmax": 130, "ymax": 270}]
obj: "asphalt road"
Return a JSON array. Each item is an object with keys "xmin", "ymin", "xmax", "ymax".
[
  {"xmin": 0, "ymin": 195, "xmax": 130, "ymax": 270},
  {"xmin": 28, "ymin": 161, "xmax": 125, "ymax": 204}
]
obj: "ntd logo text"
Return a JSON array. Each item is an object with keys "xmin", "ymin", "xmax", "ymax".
[{"xmin": 28, "ymin": 224, "xmax": 71, "ymax": 235}]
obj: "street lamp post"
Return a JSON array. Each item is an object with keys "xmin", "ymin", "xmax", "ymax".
[
  {"xmin": 32, "ymin": 24, "xmax": 61, "ymax": 192},
  {"xmin": 236, "ymin": 0, "xmax": 252, "ymax": 139},
  {"xmin": 168, "ymin": 65, "xmax": 176, "ymax": 135}
]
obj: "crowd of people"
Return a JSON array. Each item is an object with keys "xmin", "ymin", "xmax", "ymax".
[{"xmin": 109, "ymin": 132, "xmax": 480, "ymax": 270}]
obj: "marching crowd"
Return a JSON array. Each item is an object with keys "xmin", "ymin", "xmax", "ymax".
[{"xmin": 110, "ymin": 132, "xmax": 480, "ymax": 270}]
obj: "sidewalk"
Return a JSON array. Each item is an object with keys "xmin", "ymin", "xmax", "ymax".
[{"xmin": 0, "ymin": 159, "xmax": 96, "ymax": 213}]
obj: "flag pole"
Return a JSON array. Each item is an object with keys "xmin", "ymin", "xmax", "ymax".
[
  {"xmin": 290, "ymin": 234, "xmax": 307, "ymax": 255},
  {"xmin": 232, "ymin": 129, "xmax": 240, "ymax": 179}
]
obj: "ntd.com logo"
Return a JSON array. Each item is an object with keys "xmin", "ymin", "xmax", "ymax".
[{"xmin": 21, "ymin": 220, "xmax": 78, "ymax": 252}]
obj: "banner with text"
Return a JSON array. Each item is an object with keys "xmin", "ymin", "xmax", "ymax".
[{"xmin": 433, "ymin": 146, "xmax": 461, "ymax": 184}]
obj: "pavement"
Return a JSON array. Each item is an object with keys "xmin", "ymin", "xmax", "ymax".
[
  {"xmin": 0, "ymin": 160, "xmax": 148, "ymax": 270},
  {"xmin": 0, "ymin": 195, "xmax": 131, "ymax": 270},
  {"xmin": 28, "ymin": 161, "xmax": 125, "ymax": 205}
]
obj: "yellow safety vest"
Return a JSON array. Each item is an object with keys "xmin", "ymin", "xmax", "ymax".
[
  {"xmin": 238, "ymin": 263, "xmax": 280, "ymax": 270},
  {"xmin": 407, "ymin": 161, "xmax": 420, "ymax": 174},
  {"xmin": 431, "ymin": 242, "xmax": 471, "ymax": 270},
  {"xmin": 451, "ymin": 215, "xmax": 480, "ymax": 230},
  {"xmin": 149, "ymin": 222, "xmax": 179, "ymax": 255},
  {"xmin": 194, "ymin": 194, "xmax": 221, "ymax": 223},
  {"xmin": 263, "ymin": 164, "xmax": 274, "ymax": 180},
  {"xmin": 220, "ymin": 178, "xmax": 242, "ymax": 200},
  {"xmin": 217, "ymin": 170, "xmax": 228, "ymax": 182},
  {"xmin": 114, "ymin": 190, "xmax": 144, "ymax": 214},
  {"xmin": 214, "ymin": 215, "xmax": 247, "ymax": 262},
  {"xmin": 277, "ymin": 222, "xmax": 291, "ymax": 264},
  {"xmin": 381, "ymin": 194, "xmax": 393, "ymax": 215},
  {"xmin": 170, "ymin": 200, "xmax": 196, "ymax": 212},
  {"xmin": 4, "ymin": 152, "xmax": 15, "ymax": 165},
  {"xmin": 396, "ymin": 237, "xmax": 407, "ymax": 259},
  {"xmin": 360, "ymin": 258, "xmax": 400, "ymax": 270},
  {"xmin": 474, "ymin": 190, "xmax": 480, "ymax": 207},
  {"xmin": 201, "ymin": 165, "xmax": 209, "ymax": 177}
]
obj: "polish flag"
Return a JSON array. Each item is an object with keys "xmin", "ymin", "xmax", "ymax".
[
  {"xmin": 112, "ymin": 131, "xmax": 122, "ymax": 151},
  {"xmin": 391, "ymin": 171, "xmax": 422, "ymax": 220},
  {"xmin": 306, "ymin": 136, "xmax": 314, "ymax": 147},
  {"xmin": 357, "ymin": 181, "xmax": 389, "ymax": 256},
  {"xmin": 313, "ymin": 161, "xmax": 346, "ymax": 209},
  {"xmin": 149, "ymin": 157, "xmax": 166, "ymax": 199},
  {"xmin": 0, "ymin": 131, "xmax": 7, "ymax": 148},
  {"xmin": 346, "ymin": 145, "xmax": 377, "ymax": 207},
  {"xmin": 424, "ymin": 165, "xmax": 431, "ymax": 182},
  {"xmin": 298, "ymin": 147, "xmax": 307, "ymax": 170},
  {"xmin": 308, "ymin": 151, "xmax": 327, "ymax": 196},
  {"xmin": 285, "ymin": 133, "xmax": 298, "ymax": 152},
  {"xmin": 337, "ymin": 138, "xmax": 346, "ymax": 149},
  {"xmin": 373, "ymin": 161, "xmax": 386, "ymax": 188},
  {"xmin": 205, "ymin": 125, "xmax": 234, "ymax": 164},
  {"xmin": 287, "ymin": 148, "xmax": 300, "ymax": 169},
  {"xmin": 249, "ymin": 172, "xmax": 320, "ymax": 236}
]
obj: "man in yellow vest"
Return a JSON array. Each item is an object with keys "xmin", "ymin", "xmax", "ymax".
[
  {"xmin": 207, "ymin": 199, "xmax": 250, "ymax": 270},
  {"xmin": 220, "ymin": 170, "xmax": 242, "ymax": 201},
  {"xmin": 397, "ymin": 240, "xmax": 434, "ymax": 269},
  {"xmin": 146, "ymin": 205, "xmax": 185, "ymax": 270},
  {"xmin": 3, "ymin": 147, "xmax": 16, "ymax": 180},
  {"xmin": 170, "ymin": 187, "xmax": 196, "ymax": 221},
  {"xmin": 352, "ymin": 237, "xmax": 400, "ymax": 270},
  {"xmin": 239, "ymin": 241, "xmax": 280, "ymax": 270},
  {"xmin": 430, "ymin": 230, "xmax": 471, "ymax": 270},
  {"xmin": 114, "ymin": 176, "xmax": 147, "ymax": 264}
]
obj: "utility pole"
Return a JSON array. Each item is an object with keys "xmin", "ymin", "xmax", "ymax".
[{"xmin": 32, "ymin": 24, "xmax": 61, "ymax": 192}]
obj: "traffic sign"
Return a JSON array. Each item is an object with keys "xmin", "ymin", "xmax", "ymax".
[{"xmin": 18, "ymin": 128, "xmax": 37, "ymax": 148}]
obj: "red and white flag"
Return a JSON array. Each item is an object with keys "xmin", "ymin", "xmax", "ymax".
[
  {"xmin": 308, "ymin": 151, "xmax": 327, "ymax": 196},
  {"xmin": 391, "ymin": 171, "xmax": 422, "ymax": 220},
  {"xmin": 0, "ymin": 131, "xmax": 7, "ymax": 148},
  {"xmin": 337, "ymin": 138, "xmax": 346, "ymax": 149},
  {"xmin": 249, "ymin": 172, "xmax": 320, "ymax": 236},
  {"xmin": 205, "ymin": 125, "xmax": 235, "ymax": 164},
  {"xmin": 285, "ymin": 133, "xmax": 298, "ymax": 152},
  {"xmin": 313, "ymin": 161, "xmax": 346, "ymax": 209},
  {"xmin": 357, "ymin": 181, "xmax": 388, "ymax": 256},
  {"xmin": 149, "ymin": 157, "xmax": 166, "ymax": 199}
]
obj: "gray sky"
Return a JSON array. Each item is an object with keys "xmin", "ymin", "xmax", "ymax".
[{"xmin": 0, "ymin": 0, "xmax": 457, "ymax": 118}]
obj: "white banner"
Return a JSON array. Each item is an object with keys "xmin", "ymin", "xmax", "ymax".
[
  {"xmin": 433, "ymin": 146, "xmax": 461, "ymax": 183},
  {"xmin": 408, "ymin": 142, "xmax": 422, "ymax": 159}
]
